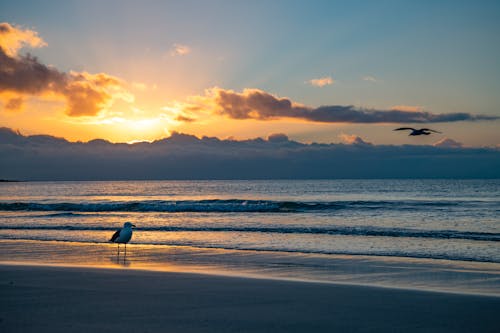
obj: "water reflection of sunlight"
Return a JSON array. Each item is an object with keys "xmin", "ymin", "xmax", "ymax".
[
  {"xmin": 110, "ymin": 254, "xmax": 131, "ymax": 267},
  {"xmin": 2, "ymin": 239, "xmax": 500, "ymax": 296}
]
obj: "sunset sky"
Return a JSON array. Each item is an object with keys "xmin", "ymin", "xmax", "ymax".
[{"xmin": 1, "ymin": 0, "xmax": 499, "ymax": 146}]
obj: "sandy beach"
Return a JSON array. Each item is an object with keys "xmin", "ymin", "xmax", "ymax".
[{"xmin": 1, "ymin": 264, "xmax": 499, "ymax": 333}]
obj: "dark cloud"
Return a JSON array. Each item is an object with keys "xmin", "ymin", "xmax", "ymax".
[
  {"xmin": 0, "ymin": 50, "xmax": 65, "ymax": 94},
  {"xmin": 191, "ymin": 88, "xmax": 498, "ymax": 124},
  {"xmin": 0, "ymin": 22, "xmax": 131, "ymax": 116},
  {"xmin": 211, "ymin": 88, "xmax": 308, "ymax": 119},
  {"xmin": 175, "ymin": 115, "xmax": 196, "ymax": 122},
  {"xmin": 307, "ymin": 106, "xmax": 496, "ymax": 123},
  {"xmin": 4, "ymin": 96, "xmax": 24, "ymax": 111},
  {"xmin": 1, "ymin": 127, "xmax": 498, "ymax": 180},
  {"xmin": 267, "ymin": 133, "xmax": 289, "ymax": 143}
]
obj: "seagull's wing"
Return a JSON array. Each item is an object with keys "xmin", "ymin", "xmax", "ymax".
[
  {"xmin": 421, "ymin": 128, "xmax": 442, "ymax": 133},
  {"xmin": 394, "ymin": 127, "xmax": 415, "ymax": 131},
  {"xmin": 110, "ymin": 229, "xmax": 121, "ymax": 242}
]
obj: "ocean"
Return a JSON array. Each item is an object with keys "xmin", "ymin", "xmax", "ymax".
[{"xmin": 1, "ymin": 179, "xmax": 499, "ymax": 295}]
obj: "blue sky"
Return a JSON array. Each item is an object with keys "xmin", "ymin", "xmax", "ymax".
[{"xmin": 1, "ymin": 0, "xmax": 499, "ymax": 145}]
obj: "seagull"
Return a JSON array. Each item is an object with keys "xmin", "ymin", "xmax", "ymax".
[
  {"xmin": 394, "ymin": 127, "xmax": 442, "ymax": 136},
  {"xmin": 110, "ymin": 222, "xmax": 136, "ymax": 256}
]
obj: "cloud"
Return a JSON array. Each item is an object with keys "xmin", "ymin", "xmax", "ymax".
[
  {"xmin": 0, "ymin": 47, "xmax": 66, "ymax": 95},
  {"xmin": 0, "ymin": 22, "xmax": 132, "ymax": 116},
  {"xmin": 161, "ymin": 103, "xmax": 197, "ymax": 124},
  {"xmin": 1, "ymin": 127, "xmax": 499, "ymax": 180},
  {"xmin": 267, "ymin": 133, "xmax": 289, "ymax": 143},
  {"xmin": 0, "ymin": 22, "xmax": 46, "ymax": 57},
  {"xmin": 63, "ymin": 71, "xmax": 133, "ymax": 116},
  {"xmin": 170, "ymin": 43, "xmax": 191, "ymax": 56},
  {"xmin": 390, "ymin": 105, "xmax": 424, "ymax": 112},
  {"xmin": 308, "ymin": 76, "xmax": 334, "ymax": 87},
  {"xmin": 4, "ymin": 96, "xmax": 24, "ymax": 111},
  {"xmin": 0, "ymin": 91, "xmax": 25, "ymax": 112},
  {"xmin": 362, "ymin": 76, "xmax": 378, "ymax": 83},
  {"xmin": 175, "ymin": 115, "xmax": 196, "ymax": 122},
  {"xmin": 183, "ymin": 87, "xmax": 498, "ymax": 124},
  {"xmin": 433, "ymin": 138, "xmax": 463, "ymax": 148},
  {"xmin": 339, "ymin": 133, "xmax": 372, "ymax": 145}
]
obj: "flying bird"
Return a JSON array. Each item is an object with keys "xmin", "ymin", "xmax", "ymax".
[
  {"xmin": 110, "ymin": 222, "xmax": 136, "ymax": 256},
  {"xmin": 394, "ymin": 127, "xmax": 442, "ymax": 136}
]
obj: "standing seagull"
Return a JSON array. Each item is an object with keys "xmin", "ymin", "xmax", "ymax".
[
  {"xmin": 394, "ymin": 127, "xmax": 442, "ymax": 136},
  {"xmin": 110, "ymin": 222, "xmax": 136, "ymax": 257}
]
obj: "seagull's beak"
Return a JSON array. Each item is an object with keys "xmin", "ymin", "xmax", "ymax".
[{"xmin": 132, "ymin": 224, "xmax": 136, "ymax": 227}]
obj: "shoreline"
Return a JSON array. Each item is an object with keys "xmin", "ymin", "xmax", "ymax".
[
  {"xmin": 2, "ymin": 259, "xmax": 500, "ymax": 298},
  {"xmin": 2, "ymin": 263, "xmax": 499, "ymax": 332},
  {"xmin": 1, "ymin": 239, "xmax": 499, "ymax": 297}
]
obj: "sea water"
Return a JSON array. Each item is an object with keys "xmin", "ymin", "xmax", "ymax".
[{"xmin": 1, "ymin": 179, "xmax": 499, "ymax": 294}]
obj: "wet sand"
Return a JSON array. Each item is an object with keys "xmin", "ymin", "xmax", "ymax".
[{"xmin": 1, "ymin": 264, "xmax": 499, "ymax": 332}]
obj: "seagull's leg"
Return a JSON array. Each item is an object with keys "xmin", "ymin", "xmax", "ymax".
[
  {"xmin": 117, "ymin": 244, "xmax": 120, "ymax": 258},
  {"xmin": 125, "ymin": 243, "xmax": 127, "ymax": 258}
]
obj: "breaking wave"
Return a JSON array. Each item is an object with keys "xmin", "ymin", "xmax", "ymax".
[
  {"xmin": 0, "ymin": 224, "xmax": 498, "ymax": 242},
  {"xmin": 0, "ymin": 199, "xmax": 481, "ymax": 213}
]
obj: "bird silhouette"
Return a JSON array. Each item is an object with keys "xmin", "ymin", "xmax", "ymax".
[
  {"xmin": 110, "ymin": 222, "xmax": 136, "ymax": 257},
  {"xmin": 394, "ymin": 127, "xmax": 442, "ymax": 136}
]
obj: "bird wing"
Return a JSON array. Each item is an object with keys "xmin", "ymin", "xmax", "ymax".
[
  {"xmin": 394, "ymin": 127, "xmax": 416, "ymax": 131},
  {"xmin": 110, "ymin": 229, "xmax": 121, "ymax": 242},
  {"xmin": 421, "ymin": 128, "xmax": 441, "ymax": 133}
]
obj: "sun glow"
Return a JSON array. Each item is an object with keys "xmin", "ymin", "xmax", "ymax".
[
  {"xmin": 127, "ymin": 118, "xmax": 158, "ymax": 131},
  {"xmin": 108, "ymin": 115, "xmax": 175, "ymax": 143},
  {"xmin": 58, "ymin": 108, "xmax": 177, "ymax": 143}
]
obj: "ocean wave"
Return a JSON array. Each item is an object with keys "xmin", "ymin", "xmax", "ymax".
[
  {"xmin": 0, "ymin": 212, "xmax": 125, "ymax": 219},
  {"xmin": 1, "ymin": 224, "xmax": 498, "ymax": 242},
  {"xmin": 0, "ymin": 199, "xmax": 484, "ymax": 213},
  {"xmin": 35, "ymin": 212, "xmax": 87, "ymax": 218}
]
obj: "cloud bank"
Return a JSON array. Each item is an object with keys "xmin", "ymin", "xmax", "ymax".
[
  {"xmin": 183, "ymin": 88, "xmax": 498, "ymax": 124},
  {"xmin": 433, "ymin": 138, "xmax": 463, "ymax": 148},
  {"xmin": 339, "ymin": 133, "xmax": 372, "ymax": 146},
  {"xmin": 1, "ymin": 127, "xmax": 498, "ymax": 180},
  {"xmin": 0, "ymin": 22, "xmax": 132, "ymax": 116}
]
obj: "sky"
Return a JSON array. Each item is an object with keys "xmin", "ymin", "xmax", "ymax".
[{"xmin": 1, "ymin": 0, "xmax": 500, "ymax": 147}]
